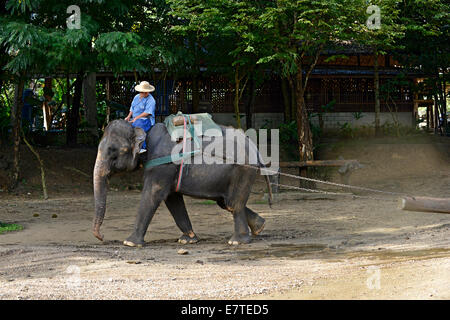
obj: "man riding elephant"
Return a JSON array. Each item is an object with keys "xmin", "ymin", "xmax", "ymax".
[
  {"xmin": 124, "ymin": 81, "xmax": 156, "ymax": 153},
  {"xmin": 92, "ymin": 118, "xmax": 271, "ymax": 247}
]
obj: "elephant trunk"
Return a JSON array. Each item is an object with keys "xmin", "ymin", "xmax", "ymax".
[{"xmin": 93, "ymin": 154, "xmax": 110, "ymax": 241}]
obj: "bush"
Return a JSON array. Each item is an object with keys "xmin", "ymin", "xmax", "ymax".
[
  {"xmin": 278, "ymin": 120, "xmax": 299, "ymax": 160},
  {"xmin": 0, "ymin": 222, "xmax": 23, "ymax": 234}
]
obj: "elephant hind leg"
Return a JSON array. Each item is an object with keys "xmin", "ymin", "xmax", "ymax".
[
  {"xmin": 165, "ymin": 192, "xmax": 199, "ymax": 244},
  {"xmin": 246, "ymin": 207, "xmax": 266, "ymax": 236},
  {"xmin": 217, "ymin": 199, "xmax": 265, "ymax": 236}
]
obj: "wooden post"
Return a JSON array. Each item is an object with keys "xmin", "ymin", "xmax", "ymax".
[
  {"xmin": 400, "ymin": 196, "xmax": 450, "ymax": 214},
  {"xmin": 430, "ymin": 103, "xmax": 434, "ymax": 129},
  {"xmin": 42, "ymin": 77, "xmax": 53, "ymax": 131},
  {"xmin": 434, "ymin": 97, "xmax": 439, "ymax": 134}
]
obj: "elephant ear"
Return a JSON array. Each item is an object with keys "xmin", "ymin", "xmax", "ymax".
[{"xmin": 132, "ymin": 127, "xmax": 146, "ymax": 157}]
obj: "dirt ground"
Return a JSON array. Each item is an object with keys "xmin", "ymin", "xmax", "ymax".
[{"xmin": 0, "ymin": 134, "xmax": 449, "ymax": 299}]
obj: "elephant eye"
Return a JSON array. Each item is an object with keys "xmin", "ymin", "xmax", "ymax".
[
  {"xmin": 119, "ymin": 147, "xmax": 130, "ymax": 155},
  {"xmin": 108, "ymin": 146, "xmax": 118, "ymax": 160}
]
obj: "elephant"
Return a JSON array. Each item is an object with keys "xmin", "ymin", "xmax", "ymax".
[{"xmin": 92, "ymin": 119, "xmax": 271, "ymax": 247}]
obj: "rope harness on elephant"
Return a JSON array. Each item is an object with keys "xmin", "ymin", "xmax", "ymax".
[{"xmin": 146, "ymin": 114, "xmax": 202, "ymax": 192}]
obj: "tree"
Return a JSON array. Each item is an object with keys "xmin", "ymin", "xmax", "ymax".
[
  {"xmin": 395, "ymin": 0, "xmax": 449, "ymax": 135},
  {"xmin": 168, "ymin": 0, "xmax": 271, "ymax": 128},
  {"xmin": 0, "ymin": 0, "xmax": 52, "ymax": 187},
  {"xmin": 1, "ymin": 0, "xmax": 168, "ymax": 147},
  {"xmin": 355, "ymin": 0, "xmax": 404, "ymax": 136},
  {"xmin": 0, "ymin": 0, "xmax": 164, "ymax": 187},
  {"xmin": 257, "ymin": 0, "xmax": 361, "ymax": 161}
]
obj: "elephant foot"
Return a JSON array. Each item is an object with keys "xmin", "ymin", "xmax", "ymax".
[
  {"xmin": 123, "ymin": 235, "xmax": 145, "ymax": 248},
  {"xmin": 228, "ymin": 234, "xmax": 251, "ymax": 246},
  {"xmin": 178, "ymin": 231, "xmax": 199, "ymax": 244},
  {"xmin": 249, "ymin": 216, "xmax": 266, "ymax": 236}
]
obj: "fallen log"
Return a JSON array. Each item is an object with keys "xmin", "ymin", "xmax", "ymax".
[{"xmin": 400, "ymin": 196, "xmax": 450, "ymax": 214}]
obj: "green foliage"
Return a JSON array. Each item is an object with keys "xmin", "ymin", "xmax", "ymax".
[
  {"xmin": 353, "ymin": 0, "xmax": 405, "ymax": 51},
  {"xmin": 278, "ymin": 120, "xmax": 298, "ymax": 160},
  {"xmin": 257, "ymin": 0, "xmax": 363, "ymax": 78},
  {"xmin": 352, "ymin": 111, "xmax": 364, "ymax": 120},
  {"xmin": 0, "ymin": 100, "xmax": 11, "ymax": 140},
  {"xmin": 338, "ymin": 122, "xmax": 355, "ymax": 138},
  {"xmin": 395, "ymin": 0, "xmax": 449, "ymax": 127},
  {"xmin": 5, "ymin": 0, "xmax": 38, "ymax": 14},
  {"xmin": 0, "ymin": 0, "xmax": 448, "ymax": 146},
  {"xmin": 0, "ymin": 222, "xmax": 23, "ymax": 234},
  {"xmin": 331, "ymin": 122, "xmax": 421, "ymax": 139},
  {"xmin": 310, "ymin": 100, "xmax": 335, "ymax": 119}
]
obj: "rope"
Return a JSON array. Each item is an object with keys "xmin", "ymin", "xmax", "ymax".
[
  {"xmin": 270, "ymin": 183, "xmax": 398, "ymax": 202},
  {"xmin": 264, "ymin": 167, "xmax": 409, "ymax": 197},
  {"xmin": 201, "ymin": 152, "xmax": 410, "ymax": 198}
]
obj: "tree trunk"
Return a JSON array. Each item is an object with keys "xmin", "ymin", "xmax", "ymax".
[
  {"xmin": 295, "ymin": 69, "xmax": 314, "ymax": 188},
  {"xmin": 83, "ymin": 72, "xmax": 98, "ymax": 145},
  {"xmin": 374, "ymin": 51, "xmax": 381, "ymax": 136},
  {"xmin": 10, "ymin": 78, "xmax": 25, "ymax": 189},
  {"xmin": 295, "ymin": 69, "xmax": 314, "ymax": 162},
  {"xmin": 245, "ymin": 76, "xmax": 256, "ymax": 130},
  {"xmin": 234, "ymin": 68, "xmax": 241, "ymax": 129},
  {"xmin": 22, "ymin": 129, "xmax": 48, "ymax": 199},
  {"xmin": 437, "ymin": 72, "xmax": 448, "ymax": 135},
  {"xmin": 66, "ymin": 74, "xmax": 83, "ymax": 146},
  {"xmin": 433, "ymin": 93, "xmax": 439, "ymax": 135}
]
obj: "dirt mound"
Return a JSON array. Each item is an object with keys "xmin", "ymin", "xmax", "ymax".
[
  {"xmin": 318, "ymin": 135, "xmax": 450, "ymax": 196},
  {"xmin": 1, "ymin": 134, "xmax": 449, "ymax": 199},
  {"xmin": 0, "ymin": 145, "xmax": 144, "ymax": 198}
]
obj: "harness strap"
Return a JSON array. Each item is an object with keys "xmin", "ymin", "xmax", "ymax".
[
  {"xmin": 175, "ymin": 116, "xmax": 187, "ymax": 192},
  {"xmin": 187, "ymin": 115, "xmax": 201, "ymax": 148},
  {"xmin": 144, "ymin": 151, "xmax": 199, "ymax": 168},
  {"xmin": 145, "ymin": 114, "xmax": 201, "ymax": 188}
]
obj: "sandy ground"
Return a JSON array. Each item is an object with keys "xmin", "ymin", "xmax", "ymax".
[{"xmin": 0, "ymin": 137, "xmax": 449, "ymax": 299}]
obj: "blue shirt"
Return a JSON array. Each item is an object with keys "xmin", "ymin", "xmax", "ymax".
[{"xmin": 130, "ymin": 94, "xmax": 156, "ymax": 127}]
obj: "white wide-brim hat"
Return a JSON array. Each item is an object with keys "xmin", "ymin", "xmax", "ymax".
[{"xmin": 135, "ymin": 81, "xmax": 155, "ymax": 93}]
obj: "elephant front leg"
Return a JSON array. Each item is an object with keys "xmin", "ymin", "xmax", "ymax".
[
  {"xmin": 124, "ymin": 184, "xmax": 168, "ymax": 247},
  {"xmin": 165, "ymin": 193, "xmax": 199, "ymax": 244},
  {"xmin": 228, "ymin": 208, "xmax": 251, "ymax": 245}
]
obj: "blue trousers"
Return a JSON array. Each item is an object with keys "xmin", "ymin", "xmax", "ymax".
[{"xmin": 132, "ymin": 118, "xmax": 152, "ymax": 149}]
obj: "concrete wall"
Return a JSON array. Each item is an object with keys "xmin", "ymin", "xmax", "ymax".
[
  {"xmin": 211, "ymin": 113, "xmax": 284, "ymax": 129},
  {"xmin": 209, "ymin": 112, "xmax": 413, "ymax": 129},
  {"xmin": 309, "ymin": 112, "xmax": 413, "ymax": 129}
]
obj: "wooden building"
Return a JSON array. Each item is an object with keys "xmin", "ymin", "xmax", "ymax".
[{"xmin": 94, "ymin": 50, "xmax": 430, "ymax": 130}]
